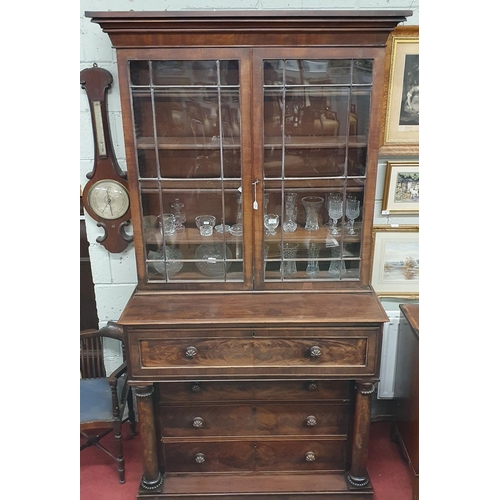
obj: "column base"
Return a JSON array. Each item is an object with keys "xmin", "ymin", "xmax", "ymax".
[
  {"xmin": 346, "ymin": 472, "xmax": 370, "ymax": 488},
  {"xmin": 140, "ymin": 472, "xmax": 164, "ymax": 491}
]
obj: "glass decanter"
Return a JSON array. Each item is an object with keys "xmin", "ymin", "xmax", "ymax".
[
  {"xmin": 171, "ymin": 197, "xmax": 186, "ymax": 231},
  {"xmin": 263, "ymin": 193, "xmax": 270, "ymax": 215},
  {"xmin": 282, "ymin": 192, "xmax": 298, "ymax": 233},
  {"xmin": 301, "ymin": 196, "xmax": 324, "ymax": 231},
  {"xmin": 229, "ymin": 192, "xmax": 243, "ymax": 236}
]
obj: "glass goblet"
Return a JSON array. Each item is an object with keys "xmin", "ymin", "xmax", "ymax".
[
  {"xmin": 327, "ymin": 196, "xmax": 343, "ymax": 236},
  {"xmin": 264, "ymin": 214, "xmax": 280, "ymax": 235},
  {"xmin": 345, "ymin": 199, "xmax": 360, "ymax": 236}
]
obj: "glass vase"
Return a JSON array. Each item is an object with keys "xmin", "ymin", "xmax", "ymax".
[
  {"xmin": 283, "ymin": 192, "xmax": 298, "ymax": 233},
  {"xmin": 301, "ymin": 196, "xmax": 324, "ymax": 231},
  {"xmin": 328, "ymin": 246, "xmax": 346, "ymax": 278},
  {"xmin": 306, "ymin": 242, "xmax": 320, "ymax": 277},
  {"xmin": 279, "ymin": 242, "xmax": 299, "ymax": 276}
]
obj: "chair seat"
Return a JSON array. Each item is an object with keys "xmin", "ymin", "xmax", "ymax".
[{"xmin": 80, "ymin": 377, "xmax": 125, "ymax": 424}]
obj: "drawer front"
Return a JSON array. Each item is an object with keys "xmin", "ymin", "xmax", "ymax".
[
  {"xmin": 158, "ymin": 380, "xmax": 351, "ymax": 403},
  {"xmin": 160, "ymin": 403, "xmax": 349, "ymax": 438},
  {"xmin": 163, "ymin": 439, "xmax": 346, "ymax": 473},
  {"xmin": 129, "ymin": 327, "xmax": 380, "ymax": 378}
]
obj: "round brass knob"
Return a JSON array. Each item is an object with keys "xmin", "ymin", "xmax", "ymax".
[
  {"xmin": 305, "ymin": 451, "xmax": 316, "ymax": 462},
  {"xmin": 195, "ymin": 453, "xmax": 205, "ymax": 464},
  {"xmin": 307, "ymin": 381, "xmax": 318, "ymax": 391},
  {"xmin": 193, "ymin": 417, "xmax": 204, "ymax": 428},
  {"xmin": 306, "ymin": 415, "xmax": 317, "ymax": 426},
  {"xmin": 186, "ymin": 346, "xmax": 198, "ymax": 358},
  {"xmin": 309, "ymin": 346, "xmax": 321, "ymax": 358},
  {"xmin": 191, "ymin": 383, "xmax": 202, "ymax": 392}
]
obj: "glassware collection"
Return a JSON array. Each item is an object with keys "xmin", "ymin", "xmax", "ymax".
[{"xmin": 148, "ymin": 193, "xmax": 361, "ymax": 280}]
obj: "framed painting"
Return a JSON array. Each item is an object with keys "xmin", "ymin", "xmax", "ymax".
[
  {"xmin": 371, "ymin": 225, "xmax": 419, "ymax": 298},
  {"xmin": 379, "ymin": 26, "xmax": 419, "ymax": 155},
  {"xmin": 382, "ymin": 161, "xmax": 419, "ymax": 214}
]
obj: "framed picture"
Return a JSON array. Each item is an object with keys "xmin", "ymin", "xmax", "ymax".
[
  {"xmin": 382, "ymin": 161, "xmax": 419, "ymax": 214},
  {"xmin": 380, "ymin": 26, "xmax": 419, "ymax": 155},
  {"xmin": 371, "ymin": 226, "xmax": 419, "ymax": 298}
]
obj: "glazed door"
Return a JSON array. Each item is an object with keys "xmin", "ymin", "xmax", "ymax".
[
  {"xmin": 119, "ymin": 48, "xmax": 254, "ymax": 290},
  {"xmin": 252, "ymin": 48, "xmax": 382, "ymax": 290},
  {"xmin": 118, "ymin": 46, "xmax": 382, "ymax": 291}
]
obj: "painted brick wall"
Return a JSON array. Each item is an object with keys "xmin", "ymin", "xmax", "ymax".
[{"xmin": 80, "ymin": 0, "xmax": 419, "ymax": 371}]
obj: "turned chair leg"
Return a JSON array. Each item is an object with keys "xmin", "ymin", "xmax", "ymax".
[{"xmin": 113, "ymin": 421, "xmax": 125, "ymax": 483}]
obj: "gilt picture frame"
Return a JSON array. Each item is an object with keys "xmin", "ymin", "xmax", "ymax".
[
  {"xmin": 380, "ymin": 26, "xmax": 419, "ymax": 155},
  {"xmin": 371, "ymin": 226, "xmax": 419, "ymax": 298},
  {"xmin": 382, "ymin": 161, "xmax": 419, "ymax": 214}
]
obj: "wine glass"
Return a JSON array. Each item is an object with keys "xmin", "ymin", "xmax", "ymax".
[
  {"xmin": 327, "ymin": 194, "xmax": 343, "ymax": 236},
  {"xmin": 264, "ymin": 214, "xmax": 280, "ymax": 235},
  {"xmin": 345, "ymin": 199, "xmax": 360, "ymax": 235}
]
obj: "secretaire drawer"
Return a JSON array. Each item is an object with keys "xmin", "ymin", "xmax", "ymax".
[
  {"xmin": 162, "ymin": 439, "xmax": 346, "ymax": 473},
  {"xmin": 158, "ymin": 380, "xmax": 351, "ymax": 403},
  {"xmin": 160, "ymin": 402, "xmax": 349, "ymax": 437},
  {"xmin": 127, "ymin": 327, "xmax": 381, "ymax": 379}
]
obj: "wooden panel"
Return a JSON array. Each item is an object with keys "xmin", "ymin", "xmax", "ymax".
[
  {"xmin": 140, "ymin": 337, "xmax": 253, "ymax": 367},
  {"xmin": 165, "ymin": 441, "xmax": 254, "ymax": 473},
  {"xmin": 163, "ymin": 439, "xmax": 345, "ymax": 473},
  {"xmin": 138, "ymin": 471, "xmax": 374, "ymax": 499},
  {"xmin": 160, "ymin": 402, "xmax": 348, "ymax": 438},
  {"xmin": 255, "ymin": 439, "xmax": 346, "ymax": 472},
  {"xmin": 158, "ymin": 380, "xmax": 351, "ymax": 403},
  {"xmin": 129, "ymin": 327, "xmax": 379, "ymax": 378},
  {"xmin": 119, "ymin": 291, "xmax": 388, "ymax": 328},
  {"xmin": 252, "ymin": 337, "xmax": 369, "ymax": 366}
]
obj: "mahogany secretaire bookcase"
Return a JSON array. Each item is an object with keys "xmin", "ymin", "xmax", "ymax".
[{"xmin": 85, "ymin": 9, "xmax": 411, "ymax": 499}]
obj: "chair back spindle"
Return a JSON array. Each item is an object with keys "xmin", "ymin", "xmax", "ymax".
[{"xmin": 80, "ymin": 335, "xmax": 106, "ymax": 378}]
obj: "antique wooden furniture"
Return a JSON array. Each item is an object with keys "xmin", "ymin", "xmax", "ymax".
[
  {"xmin": 80, "ymin": 322, "xmax": 136, "ymax": 483},
  {"xmin": 81, "ymin": 65, "xmax": 133, "ymax": 253},
  {"xmin": 85, "ymin": 9, "xmax": 411, "ymax": 498},
  {"xmin": 393, "ymin": 304, "xmax": 419, "ymax": 500}
]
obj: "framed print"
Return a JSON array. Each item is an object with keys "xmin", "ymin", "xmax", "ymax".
[
  {"xmin": 379, "ymin": 26, "xmax": 419, "ymax": 155},
  {"xmin": 371, "ymin": 226, "xmax": 419, "ymax": 298},
  {"xmin": 382, "ymin": 161, "xmax": 419, "ymax": 214}
]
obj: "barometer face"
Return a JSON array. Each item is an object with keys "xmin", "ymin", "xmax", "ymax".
[{"xmin": 87, "ymin": 179, "xmax": 130, "ymax": 220}]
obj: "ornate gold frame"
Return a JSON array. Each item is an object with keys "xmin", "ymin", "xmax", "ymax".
[
  {"xmin": 382, "ymin": 161, "xmax": 419, "ymax": 214},
  {"xmin": 379, "ymin": 26, "xmax": 419, "ymax": 156}
]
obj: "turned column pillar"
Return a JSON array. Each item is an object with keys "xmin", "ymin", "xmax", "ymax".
[
  {"xmin": 346, "ymin": 380, "xmax": 376, "ymax": 488},
  {"xmin": 134, "ymin": 384, "xmax": 163, "ymax": 491}
]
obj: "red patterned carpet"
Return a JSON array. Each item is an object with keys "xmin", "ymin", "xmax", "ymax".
[{"xmin": 80, "ymin": 421, "xmax": 412, "ymax": 500}]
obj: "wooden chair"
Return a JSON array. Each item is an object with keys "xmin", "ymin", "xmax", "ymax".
[{"xmin": 80, "ymin": 321, "xmax": 136, "ymax": 483}]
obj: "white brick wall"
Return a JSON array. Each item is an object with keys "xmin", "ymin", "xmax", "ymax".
[{"xmin": 80, "ymin": 1, "xmax": 420, "ymax": 343}]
